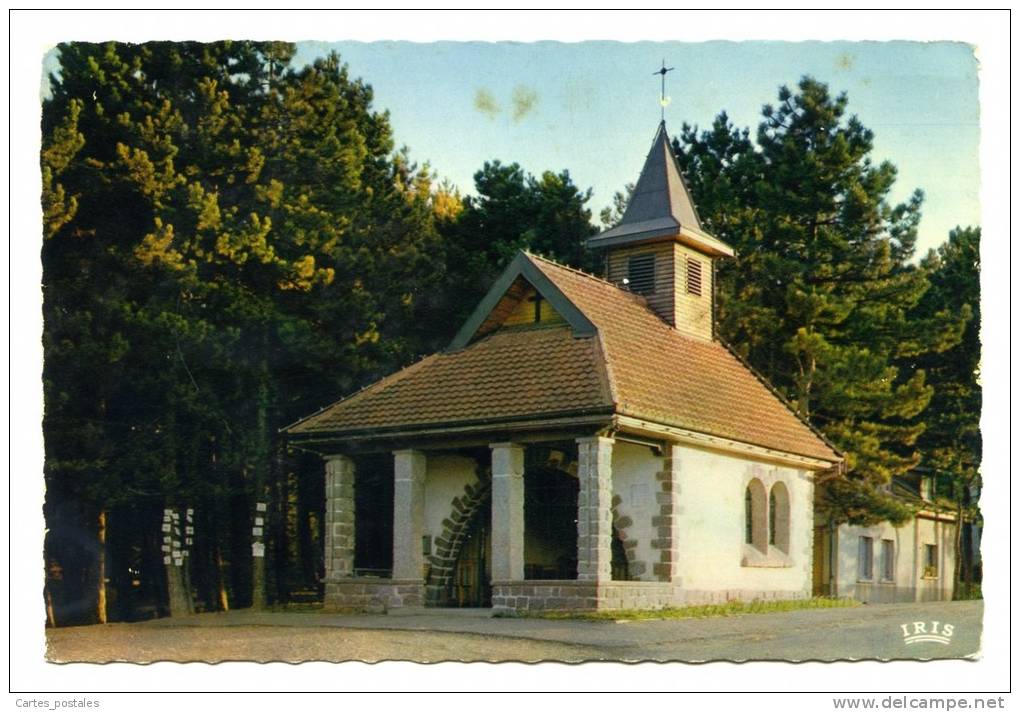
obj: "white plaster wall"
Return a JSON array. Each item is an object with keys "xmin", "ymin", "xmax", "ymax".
[
  {"xmin": 610, "ymin": 441, "xmax": 662, "ymax": 581},
  {"xmin": 673, "ymin": 446, "xmax": 814, "ymax": 596},
  {"xmin": 835, "ymin": 516, "xmax": 956, "ymax": 603},
  {"xmin": 423, "ymin": 454, "xmax": 479, "ymax": 546},
  {"xmin": 835, "ymin": 521, "xmax": 915, "ymax": 603}
]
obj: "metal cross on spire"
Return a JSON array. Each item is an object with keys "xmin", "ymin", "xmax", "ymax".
[{"xmin": 654, "ymin": 59, "xmax": 675, "ymax": 121}]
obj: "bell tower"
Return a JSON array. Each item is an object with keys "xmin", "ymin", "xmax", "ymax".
[{"xmin": 586, "ymin": 122, "xmax": 734, "ymax": 341}]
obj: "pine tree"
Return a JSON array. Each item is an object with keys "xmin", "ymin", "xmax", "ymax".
[
  {"xmin": 41, "ymin": 41, "xmax": 446, "ymax": 619},
  {"xmin": 435, "ymin": 160, "xmax": 597, "ymax": 334},
  {"xmin": 913, "ymin": 227, "xmax": 981, "ymax": 595},
  {"xmin": 675, "ymin": 77, "xmax": 967, "ymax": 524}
]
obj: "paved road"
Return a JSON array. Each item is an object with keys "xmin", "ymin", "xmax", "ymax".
[{"xmin": 47, "ymin": 600, "xmax": 982, "ymax": 663}]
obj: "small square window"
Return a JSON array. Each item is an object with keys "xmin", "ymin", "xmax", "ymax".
[{"xmin": 627, "ymin": 254, "xmax": 656, "ymax": 295}]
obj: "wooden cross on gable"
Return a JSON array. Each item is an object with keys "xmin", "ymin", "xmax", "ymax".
[{"xmin": 527, "ymin": 291, "xmax": 544, "ymax": 323}]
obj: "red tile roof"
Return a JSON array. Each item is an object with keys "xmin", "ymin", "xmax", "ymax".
[
  {"xmin": 528, "ymin": 256, "xmax": 839, "ymax": 462},
  {"xmin": 287, "ymin": 322, "xmax": 613, "ymax": 435},
  {"xmin": 287, "ymin": 253, "xmax": 840, "ymax": 463}
]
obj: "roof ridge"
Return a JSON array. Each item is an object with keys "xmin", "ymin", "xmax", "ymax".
[
  {"xmin": 524, "ymin": 251, "xmax": 741, "ymax": 346},
  {"xmin": 661, "ymin": 122, "xmax": 707, "ymax": 230},
  {"xmin": 522, "ymin": 251, "xmax": 645, "ymax": 300},
  {"xmin": 716, "ymin": 337, "xmax": 843, "ymax": 463},
  {"xmin": 592, "ymin": 328, "xmax": 619, "ymax": 408}
]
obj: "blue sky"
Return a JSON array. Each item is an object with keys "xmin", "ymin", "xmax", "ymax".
[
  {"xmin": 291, "ymin": 40, "xmax": 980, "ymax": 257},
  {"xmin": 42, "ymin": 39, "xmax": 980, "ymax": 257}
]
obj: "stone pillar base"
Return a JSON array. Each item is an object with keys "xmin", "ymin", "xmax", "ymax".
[{"xmin": 324, "ymin": 578, "xmax": 424, "ymax": 611}]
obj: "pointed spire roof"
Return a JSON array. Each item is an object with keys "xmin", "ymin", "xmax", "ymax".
[{"xmin": 588, "ymin": 122, "xmax": 734, "ymax": 257}]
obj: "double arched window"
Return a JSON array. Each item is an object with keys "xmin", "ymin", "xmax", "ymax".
[{"xmin": 745, "ymin": 479, "xmax": 790, "ymax": 555}]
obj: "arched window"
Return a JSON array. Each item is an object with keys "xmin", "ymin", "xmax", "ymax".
[
  {"xmin": 744, "ymin": 479, "xmax": 767, "ymax": 551},
  {"xmin": 745, "ymin": 487, "xmax": 753, "ymax": 544},
  {"xmin": 769, "ymin": 489, "xmax": 777, "ymax": 545},
  {"xmin": 769, "ymin": 482, "xmax": 791, "ymax": 554}
]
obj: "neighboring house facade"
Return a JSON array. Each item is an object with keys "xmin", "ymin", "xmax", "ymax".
[
  {"xmin": 813, "ymin": 472, "xmax": 957, "ymax": 603},
  {"xmin": 285, "ymin": 122, "xmax": 843, "ymax": 613}
]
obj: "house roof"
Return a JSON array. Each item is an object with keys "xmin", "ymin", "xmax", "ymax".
[
  {"xmin": 587, "ymin": 122, "xmax": 734, "ymax": 258},
  {"xmin": 286, "ymin": 252, "xmax": 840, "ymax": 464}
]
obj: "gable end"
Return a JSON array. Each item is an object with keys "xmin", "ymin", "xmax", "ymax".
[{"xmin": 447, "ymin": 252, "xmax": 597, "ymax": 351}]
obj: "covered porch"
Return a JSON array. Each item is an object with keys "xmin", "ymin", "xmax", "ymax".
[{"xmin": 318, "ymin": 429, "xmax": 686, "ymax": 614}]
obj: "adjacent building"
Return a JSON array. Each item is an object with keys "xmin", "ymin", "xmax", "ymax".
[{"xmin": 814, "ymin": 472, "xmax": 958, "ymax": 603}]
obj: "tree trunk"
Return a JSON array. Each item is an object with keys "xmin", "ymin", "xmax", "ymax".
[
  {"xmin": 96, "ymin": 509, "xmax": 108, "ymax": 624},
  {"xmin": 45, "ymin": 582, "xmax": 57, "ymax": 628},
  {"xmin": 250, "ymin": 327, "xmax": 271, "ymax": 610},
  {"xmin": 952, "ymin": 494, "xmax": 964, "ymax": 600},
  {"xmin": 215, "ymin": 545, "xmax": 230, "ymax": 612},
  {"xmin": 271, "ymin": 443, "xmax": 290, "ymax": 603},
  {"xmin": 961, "ymin": 512, "xmax": 974, "ymax": 595},
  {"xmin": 165, "ymin": 561, "xmax": 191, "ymax": 616},
  {"xmin": 164, "ymin": 508, "xmax": 192, "ymax": 617}
]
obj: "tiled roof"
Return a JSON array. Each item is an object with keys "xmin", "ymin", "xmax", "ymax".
[
  {"xmin": 527, "ymin": 256, "xmax": 839, "ymax": 462},
  {"xmin": 287, "ymin": 252, "xmax": 840, "ymax": 463},
  {"xmin": 287, "ymin": 323, "xmax": 613, "ymax": 435}
]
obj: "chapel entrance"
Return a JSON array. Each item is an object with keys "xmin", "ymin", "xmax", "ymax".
[
  {"xmin": 450, "ymin": 499, "xmax": 492, "ymax": 607},
  {"xmin": 524, "ymin": 464, "xmax": 579, "ymax": 580}
]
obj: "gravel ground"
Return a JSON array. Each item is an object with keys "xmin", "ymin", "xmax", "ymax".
[
  {"xmin": 45, "ymin": 599, "xmax": 982, "ymax": 664},
  {"xmin": 46, "ymin": 624, "xmax": 598, "ymax": 663}
]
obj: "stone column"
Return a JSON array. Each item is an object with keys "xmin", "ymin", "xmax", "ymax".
[
  {"xmin": 324, "ymin": 454, "xmax": 355, "ymax": 580},
  {"xmin": 652, "ymin": 444, "xmax": 682, "ymax": 581},
  {"xmin": 576, "ymin": 436, "xmax": 614, "ymax": 582},
  {"xmin": 392, "ymin": 449, "xmax": 427, "ymax": 581},
  {"xmin": 490, "ymin": 442, "xmax": 525, "ymax": 581}
]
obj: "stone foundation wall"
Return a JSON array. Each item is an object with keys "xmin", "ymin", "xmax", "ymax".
[
  {"xmin": 492, "ymin": 580, "xmax": 810, "ymax": 613},
  {"xmin": 492, "ymin": 580, "xmax": 684, "ymax": 613},
  {"xmin": 681, "ymin": 587, "xmax": 810, "ymax": 606},
  {"xmin": 325, "ymin": 578, "xmax": 424, "ymax": 611}
]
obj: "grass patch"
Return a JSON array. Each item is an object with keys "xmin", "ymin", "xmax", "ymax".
[{"xmin": 525, "ymin": 596, "xmax": 859, "ymax": 621}]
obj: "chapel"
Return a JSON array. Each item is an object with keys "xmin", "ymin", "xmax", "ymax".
[{"xmin": 285, "ymin": 122, "xmax": 844, "ymax": 613}]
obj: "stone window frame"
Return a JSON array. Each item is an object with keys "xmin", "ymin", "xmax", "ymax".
[{"xmin": 741, "ymin": 467, "xmax": 794, "ymax": 569}]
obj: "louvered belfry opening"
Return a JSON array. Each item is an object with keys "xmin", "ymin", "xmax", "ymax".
[
  {"xmin": 686, "ymin": 256, "xmax": 702, "ymax": 296},
  {"xmin": 626, "ymin": 253, "xmax": 656, "ymax": 295},
  {"xmin": 586, "ymin": 121, "xmax": 734, "ymax": 340}
]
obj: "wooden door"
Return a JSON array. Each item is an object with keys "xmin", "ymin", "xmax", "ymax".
[
  {"xmin": 451, "ymin": 506, "xmax": 491, "ymax": 607},
  {"xmin": 812, "ymin": 526, "xmax": 828, "ymax": 596}
]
